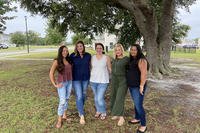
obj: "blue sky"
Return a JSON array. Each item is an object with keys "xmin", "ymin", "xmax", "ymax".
[{"xmin": 4, "ymin": 1, "xmax": 200, "ymax": 41}]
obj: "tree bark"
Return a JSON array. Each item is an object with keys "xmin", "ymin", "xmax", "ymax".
[{"xmin": 158, "ymin": 0, "xmax": 175, "ymax": 74}]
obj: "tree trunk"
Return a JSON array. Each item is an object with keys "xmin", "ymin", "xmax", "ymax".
[
  {"xmin": 158, "ymin": 0, "xmax": 175, "ymax": 75},
  {"xmin": 116, "ymin": 0, "xmax": 175, "ymax": 77}
]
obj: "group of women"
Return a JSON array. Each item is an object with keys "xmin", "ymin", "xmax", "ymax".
[{"xmin": 49, "ymin": 41, "xmax": 148, "ymax": 133}]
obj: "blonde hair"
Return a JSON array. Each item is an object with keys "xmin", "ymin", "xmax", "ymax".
[{"xmin": 113, "ymin": 43, "xmax": 125, "ymax": 59}]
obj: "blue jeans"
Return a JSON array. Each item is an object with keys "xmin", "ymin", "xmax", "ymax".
[
  {"xmin": 90, "ymin": 82, "xmax": 108, "ymax": 114},
  {"xmin": 57, "ymin": 80, "xmax": 72, "ymax": 116},
  {"xmin": 129, "ymin": 86, "xmax": 147, "ymax": 126},
  {"xmin": 73, "ymin": 80, "xmax": 89, "ymax": 116}
]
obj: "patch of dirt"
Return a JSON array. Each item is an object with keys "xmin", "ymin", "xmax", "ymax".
[{"xmin": 147, "ymin": 58, "xmax": 200, "ymax": 132}]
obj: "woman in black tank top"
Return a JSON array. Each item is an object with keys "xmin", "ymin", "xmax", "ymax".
[{"xmin": 126, "ymin": 44, "xmax": 149, "ymax": 133}]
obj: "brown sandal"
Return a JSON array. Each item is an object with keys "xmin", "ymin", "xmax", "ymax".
[
  {"xmin": 128, "ymin": 119, "xmax": 140, "ymax": 124},
  {"xmin": 55, "ymin": 121, "xmax": 62, "ymax": 128},
  {"xmin": 94, "ymin": 112, "xmax": 101, "ymax": 118}
]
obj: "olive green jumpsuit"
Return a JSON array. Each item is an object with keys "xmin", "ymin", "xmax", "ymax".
[{"xmin": 110, "ymin": 56, "xmax": 129, "ymax": 116}]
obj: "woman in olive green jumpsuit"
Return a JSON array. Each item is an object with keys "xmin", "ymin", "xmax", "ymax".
[{"xmin": 110, "ymin": 43, "xmax": 129, "ymax": 126}]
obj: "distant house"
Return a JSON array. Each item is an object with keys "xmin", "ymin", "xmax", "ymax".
[
  {"xmin": 0, "ymin": 33, "xmax": 15, "ymax": 46},
  {"xmin": 177, "ymin": 39, "xmax": 195, "ymax": 47},
  {"xmin": 91, "ymin": 27, "xmax": 145, "ymax": 52},
  {"xmin": 198, "ymin": 38, "xmax": 200, "ymax": 46},
  {"xmin": 92, "ymin": 31, "xmax": 118, "ymax": 51}
]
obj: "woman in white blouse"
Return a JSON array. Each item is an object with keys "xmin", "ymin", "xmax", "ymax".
[{"xmin": 90, "ymin": 43, "xmax": 111, "ymax": 120}]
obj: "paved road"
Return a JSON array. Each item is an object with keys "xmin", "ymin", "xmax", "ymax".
[{"xmin": 0, "ymin": 48, "xmax": 58, "ymax": 58}]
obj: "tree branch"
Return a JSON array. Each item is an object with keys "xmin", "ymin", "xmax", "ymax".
[{"xmin": 115, "ymin": 0, "xmax": 158, "ymax": 39}]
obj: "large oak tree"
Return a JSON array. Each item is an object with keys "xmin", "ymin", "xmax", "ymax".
[{"xmin": 18, "ymin": 0, "xmax": 196, "ymax": 77}]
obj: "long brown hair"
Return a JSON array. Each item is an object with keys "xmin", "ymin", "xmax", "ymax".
[
  {"xmin": 55, "ymin": 45, "xmax": 71, "ymax": 73},
  {"xmin": 74, "ymin": 40, "xmax": 85, "ymax": 56}
]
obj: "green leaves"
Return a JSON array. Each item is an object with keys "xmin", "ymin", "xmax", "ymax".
[
  {"xmin": 71, "ymin": 33, "xmax": 91, "ymax": 45},
  {"xmin": 0, "ymin": 0, "xmax": 16, "ymax": 33},
  {"xmin": 172, "ymin": 21, "xmax": 191, "ymax": 44},
  {"xmin": 17, "ymin": 0, "xmax": 195, "ymax": 49},
  {"xmin": 45, "ymin": 25, "xmax": 65, "ymax": 45},
  {"xmin": 10, "ymin": 31, "xmax": 44, "ymax": 47},
  {"xmin": 10, "ymin": 31, "xmax": 26, "ymax": 47}
]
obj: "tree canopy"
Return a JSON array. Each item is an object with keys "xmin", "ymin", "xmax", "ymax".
[{"xmin": 18, "ymin": 0, "xmax": 196, "ymax": 76}]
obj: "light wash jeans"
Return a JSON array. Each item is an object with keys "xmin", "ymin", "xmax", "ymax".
[
  {"xmin": 90, "ymin": 82, "xmax": 108, "ymax": 114},
  {"xmin": 73, "ymin": 80, "xmax": 89, "ymax": 116},
  {"xmin": 57, "ymin": 80, "xmax": 72, "ymax": 116}
]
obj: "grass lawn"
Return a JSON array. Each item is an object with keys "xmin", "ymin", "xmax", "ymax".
[
  {"xmin": 171, "ymin": 49, "xmax": 200, "ymax": 62},
  {"xmin": 7, "ymin": 52, "xmax": 58, "ymax": 59},
  {"xmin": 0, "ymin": 60, "xmax": 200, "ymax": 132},
  {"xmin": 5, "ymin": 46, "xmax": 200, "ymax": 63}
]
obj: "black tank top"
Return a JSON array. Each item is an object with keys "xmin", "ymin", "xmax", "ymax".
[{"xmin": 126, "ymin": 59, "xmax": 146, "ymax": 87}]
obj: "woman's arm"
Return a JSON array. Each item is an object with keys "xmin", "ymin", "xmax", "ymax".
[
  {"xmin": 49, "ymin": 60, "xmax": 58, "ymax": 88},
  {"xmin": 106, "ymin": 56, "xmax": 112, "ymax": 74},
  {"xmin": 138, "ymin": 59, "xmax": 147, "ymax": 95}
]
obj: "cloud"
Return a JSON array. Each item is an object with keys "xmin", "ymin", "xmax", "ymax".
[
  {"xmin": 178, "ymin": 1, "xmax": 200, "ymax": 39},
  {"xmin": 4, "ymin": 3, "xmax": 47, "ymax": 37}
]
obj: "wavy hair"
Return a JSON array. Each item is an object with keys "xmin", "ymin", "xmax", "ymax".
[
  {"xmin": 55, "ymin": 45, "xmax": 72, "ymax": 73},
  {"xmin": 74, "ymin": 40, "xmax": 85, "ymax": 56}
]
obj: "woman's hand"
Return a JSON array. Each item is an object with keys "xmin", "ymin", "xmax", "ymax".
[
  {"xmin": 55, "ymin": 83, "xmax": 63, "ymax": 88},
  {"xmin": 140, "ymin": 85, "xmax": 144, "ymax": 95}
]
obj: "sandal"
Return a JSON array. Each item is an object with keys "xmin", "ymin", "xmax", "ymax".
[
  {"xmin": 100, "ymin": 114, "xmax": 106, "ymax": 120},
  {"xmin": 128, "ymin": 119, "xmax": 140, "ymax": 125},
  {"xmin": 137, "ymin": 127, "xmax": 147, "ymax": 133},
  {"xmin": 111, "ymin": 116, "xmax": 119, "ymax": 120},
  {"xmin": 80, "ymin": 115, "xmax": 85, "ymax": 125},
  {"xmin": 55, "ymin": 120, "xmax": 62, "ymax": 128},
  {"xmin": 117, "ymin": 117, "xmax": 125, "ymax": 126},
  {"xmin": 94, "ymin": 112, "xmax": 101, "ymax": 118}
]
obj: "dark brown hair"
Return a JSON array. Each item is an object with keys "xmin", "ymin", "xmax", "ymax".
[
  {"xmin": 74, "ymin": 40, "xmax": 85, "ymax": 56},
  {"xmin": 55, "ymin": 45, "xmax": 71, "ymax": 73},
  {"xmin": 95, "ymin": 43, "xmax": 105, "ymax": 54},
  {"xmin": 129, "ymin": 44, "xmax": 149, "ymax": 70}
]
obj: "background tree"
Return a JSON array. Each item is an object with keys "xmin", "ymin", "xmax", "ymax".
[
  {"xmin": 10, "ymin": 31, "xmax": 26, "ymax": 47},
  {"xmin": 37, "ymin": 37, "xmax": 46, "ymax": 45},
  {"xmin": 72, "ymin": 33, "xmax": 91, "ymax": 45},
  {"xmin": 45, "ymin": 26, "xmax": 65, "ymax": 45},
  {"xmin": 116, "ymin": 11, "xmax": 141, "ymax": 50},
  {"xmin": 28, "ymin": 30, "xmax": 40, "ymax": 45},
  {"xmin": 194, "ymin": 38, "xmax": 199, "ymax": 44},
  {"xmin": 172, "ymin": 20, "xmax": 191, "ymax": 44},
  {"xmin": 18, "ymin": 0, "xmax": 196, "ymax": 77},
  {"xmin": 0, "ymin": 0, "xmax": 16, "ymax": 33}
]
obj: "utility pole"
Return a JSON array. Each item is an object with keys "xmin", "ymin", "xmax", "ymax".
[{"xmin": 25, "ymin": 16, "xmax": 29, "ymax": 53}]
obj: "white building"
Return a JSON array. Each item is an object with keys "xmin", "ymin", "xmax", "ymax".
[
  {"xmin": 92, "ymin": 31, "xmax": 118, "ymax": 51},
  {"xmin": 0, "ymin": 33, "xmax": 15, "ymax": 46}
]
